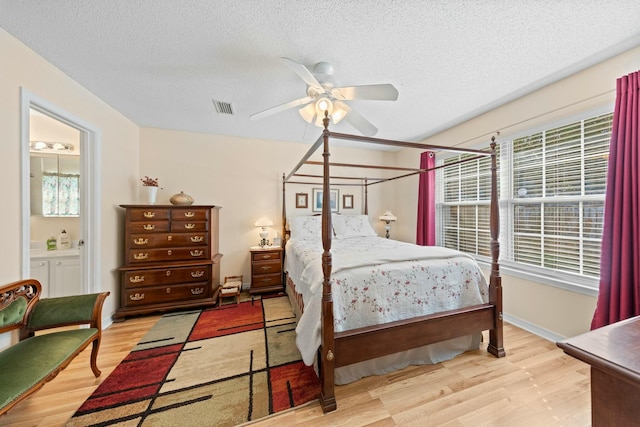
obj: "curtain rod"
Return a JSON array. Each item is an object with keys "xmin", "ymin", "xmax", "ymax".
[{"xmin": 450, "ymin": 89, "xmax": 615, "ymax": 148}]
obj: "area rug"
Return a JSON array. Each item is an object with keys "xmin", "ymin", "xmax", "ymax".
[{"xmin": 67, "ymin": 294, "xmax": 319, "ymax": 426}]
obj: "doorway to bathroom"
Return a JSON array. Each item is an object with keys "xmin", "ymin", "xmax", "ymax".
[{"xmin": 21, "ymin": 89, "xmax": 101, "ymax": 295}]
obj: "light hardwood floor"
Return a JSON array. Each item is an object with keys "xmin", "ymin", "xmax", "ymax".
[{"xmin": 1, "ymin": 316, "xmax": 591, "ymax": 426}]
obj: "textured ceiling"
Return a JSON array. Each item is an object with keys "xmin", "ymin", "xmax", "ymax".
[{"xmin": 2, "ymin": 1, "xmax": 640, "ymax": 149}]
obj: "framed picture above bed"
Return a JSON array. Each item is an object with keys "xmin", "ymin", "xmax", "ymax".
[
  {"xmin": 312, "ymin": 188, "xmax": 339, "ymax": 212},
  {"xmin": 343, "ymin": 194, "xmax": 354, "ymax": 209},
  {"xmin": 295, "ymin": 192, "xmax": 308, "ymax": 208}
]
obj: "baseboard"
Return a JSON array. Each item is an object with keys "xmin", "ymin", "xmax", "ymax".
[{"xmin": 503, "ymin": 313, "xmax": 566, "ymax": 343}]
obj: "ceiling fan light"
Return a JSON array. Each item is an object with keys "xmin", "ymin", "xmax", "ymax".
[
  {"xmin": 298, "ymin": 103, "xmax": 315, "ymax": 123},
  {"xmin": 332, "ymin": 101, "xmax": 349, "ymax": 124},
  {"xmin": 315, "ymin": 98, "xmax": 333, "ymax": 116}
]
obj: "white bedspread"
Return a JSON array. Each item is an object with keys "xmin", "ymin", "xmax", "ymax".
[{"xmin": 285, "ymin": 236, "xmax": 488, "ymax": 365}]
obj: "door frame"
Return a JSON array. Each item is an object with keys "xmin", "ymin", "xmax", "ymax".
[{"xmin": 20, "ymin": 88, "xmax": 102, "ymax": 294}]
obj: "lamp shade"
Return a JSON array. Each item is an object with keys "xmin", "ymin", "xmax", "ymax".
[
  {"xmin": 379, "ymin": 211, "xmax": 397, "ymax": 222},
  {"xmin": 254, "ymin": 217, "xmax": 273, "ymax": 228}
]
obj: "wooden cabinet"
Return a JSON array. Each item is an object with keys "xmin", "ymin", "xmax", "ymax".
[
  {"xmin": 114, "ymin": 205, "xmax": 222, "ymax": 321},
  {"xmin": 249, "ymin": 246, "xmax": 283, "ymax": 294},
  {"xmin": 30, "ymin": 255, "xmax": 81, "ymax": 298},
  {"xmin": 558, "ymin": 316, "xmax": 640, "ymax": 426}
]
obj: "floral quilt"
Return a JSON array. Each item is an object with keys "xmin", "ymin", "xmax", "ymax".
[{"xmin": 285, "ymin": 236, "xmax": 488, "ymax": 365}]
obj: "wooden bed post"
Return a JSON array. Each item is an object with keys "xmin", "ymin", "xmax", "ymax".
[
  {"xmin": 487, "ymin": 137, "xmax": 505, "ymax": 357},
  {"xmin": 363, "ymin": 178, "xmax": 368, "ymax": 215},
  {"xmin": 319, "ymin": 112, "xmax": 337, "ymax": 412},
  {"xmin": 282, "ymin": 173, "xmax": 286, "ymax": 242}
]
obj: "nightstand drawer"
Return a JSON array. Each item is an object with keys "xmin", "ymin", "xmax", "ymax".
[
  {"xmin": 252, "ymin": 251, "xmax": 282, "ymax": 262},
  {"xmin": 251, "ymin": 260, "xmax": 282, "ymax": 275},
  {"xmin": 251, "ymin": 273, "xmax": 283, "ymax": 288}
]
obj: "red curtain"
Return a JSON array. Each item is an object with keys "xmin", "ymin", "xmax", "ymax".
[
  {"xmin": 416, "ymin": 151, "xmax": 435, "ymax": 246},
  {"xmin": 591, "ymin": 70, "xmax": 640, "ymax": 329}
]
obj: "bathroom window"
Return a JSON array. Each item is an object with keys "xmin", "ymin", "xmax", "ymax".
[{"xmin": 42, "ymin": 172, "xmax": 80, "ymax": 216}]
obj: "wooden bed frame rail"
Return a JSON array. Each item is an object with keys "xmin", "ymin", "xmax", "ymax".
[{"xmin": 283, "ymin": 113, "xmax": 505, "ymax": 413}]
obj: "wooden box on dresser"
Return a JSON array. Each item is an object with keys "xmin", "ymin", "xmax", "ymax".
[{"xmin": 114, "ymin": 205, "xmax": 222, "ymax": 322}]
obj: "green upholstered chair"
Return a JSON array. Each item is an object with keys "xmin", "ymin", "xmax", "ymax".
[{"xmin": 0, "ymin": 279, "xmax": 109, "ymax": 416}]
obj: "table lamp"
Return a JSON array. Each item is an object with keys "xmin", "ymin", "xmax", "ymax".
[
  {"xmin": 379, "ymin": 211, "xmax": 397, "ymax": 239},
  {"xmin": 254, "ymin": 217, "xmax": 273, "ymax": 247}
]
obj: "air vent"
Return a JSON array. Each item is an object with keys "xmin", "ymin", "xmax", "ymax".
[{"xmin": 213, "ymin": 99, "xmax": 234, "ymax": 115}]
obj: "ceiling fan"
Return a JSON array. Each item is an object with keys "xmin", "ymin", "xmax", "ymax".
[{"xmin": 250, "ymin": 58, "xmax": 398, "ymax": 136}]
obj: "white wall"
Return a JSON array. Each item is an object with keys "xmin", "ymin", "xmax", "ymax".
[
  {"xmin": 393, "ymin": 45, "xmax": 640, "ymax": 340},
  {"xmin": 139, "ymin": 128, "xmax": 396, "ymax": 282},
  {"xmin": 0, "ymin": 29, "xmax": 139, "ymax": 348}
]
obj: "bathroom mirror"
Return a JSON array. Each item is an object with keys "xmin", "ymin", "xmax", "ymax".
[{"xmin": 30, "ymin": 153, "xmax": 80, "ymax": 217}]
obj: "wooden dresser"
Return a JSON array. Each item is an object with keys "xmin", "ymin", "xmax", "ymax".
[
  {"xmin": 249, "ymin": 246, "xmax": 283, "ymax": 295},
  {"xmin": 114, "ymin": 205, "xmax": 222, "ymax": 321},
  {"xmin": 558, "ymin": 315, "xmax": 640, "ymax": 426}
]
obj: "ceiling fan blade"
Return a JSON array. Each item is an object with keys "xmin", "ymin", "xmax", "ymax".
[
  {"xmin": 281, "ymin": 57, "xmax": 322, "ymax": 89},
  {"xmin": 332, "ymin": 84, "xmax": 398, "ymax": 101},
  {"xmin": 250, "ymin": 96, "xmax": 313, "ymax": 120},
  {"xmin": 341, "ymin": 104, "xmax": 378, "ymax": 136}
]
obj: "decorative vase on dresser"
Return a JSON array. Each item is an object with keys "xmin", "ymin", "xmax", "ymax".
[{"xmin": 114, "ymin": 204, "xmax": 222, "ymax": 322}]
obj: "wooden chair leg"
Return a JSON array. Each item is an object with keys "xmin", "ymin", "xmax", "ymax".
[{"xmin": 90, "ymin": 338, "xmax": 102, "ymax": 377}]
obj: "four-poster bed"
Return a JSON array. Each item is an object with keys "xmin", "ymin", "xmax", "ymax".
[{"xmin": 281, "ymin": 116, "xmax": 504, "ymax": 413}]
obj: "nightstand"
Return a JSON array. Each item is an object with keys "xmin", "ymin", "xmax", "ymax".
[{"xmin": 249, "ymin": 246, "xmax": 283, "ymax": 294}]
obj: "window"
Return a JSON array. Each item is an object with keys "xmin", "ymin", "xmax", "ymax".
[
  {"xmin": 437, "ymin": 112, "xmax": 612, "ymax": 290},
  {"xmin": 439, "ymin": 150, "xmax": 498, "ymax": 257},
  {"xmin": 42, "ymin": 172, "xmax": 80, "ymax": 216}
]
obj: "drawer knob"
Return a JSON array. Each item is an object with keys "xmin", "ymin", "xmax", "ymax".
[
  {"xmin": 130, "ymin": 293, "xmax": 145, "ymax": 301},
  {"xmin": 191, "ymin": 287, "xmax": 204, "ymax": 295},
  {"xmin": 184, "ymin": 223, "xmax": 196, "ymax": 229},
  {"xmin": 143, "ymin": 212, "xmax": 156, "ymax": 218},
  {"xmin": 261, "ymin": 255, "xmax": 271, "ymax": 259},
  {"xmin": 166, "ymin": 288, "xmax": 171, "ymax": 293},
  {"xmin": 190, "ymin": 250, "xmax": 204, "ymax": 257},
  {"xmin": 133, "ymin": 238, "xmax": 149, "ymax": 245},
  {"xmin": 190, "ymin": 236, "xmax": 204, "ymax": 243},
  {"xmin": 261, "ymin": 265, "xmax": 272, "ymax": 271},
  {"xmin": 191, "ymin": 271, "xmax": 205, "ymax": 278},
  {"xmin": 166, "ymin": 270, "xmax": 171, "ymax": 276},
  {"xmin": 167, "ymin": 235, "xmax": 173, "ymax": 241},
  {"xmin": 184, "ymin": 212, "xmax": 196, "ymax": 218},
  {"xmin": 133, "ymin": 253, "xmax": 149, "ymax": 260},
  {"xmin": 143, "ymin": 224, "xmax": 156, "ymax": 230},
  {"xmin": 129, "ymin": 275, "xmax": 145, "ymax": 283}
]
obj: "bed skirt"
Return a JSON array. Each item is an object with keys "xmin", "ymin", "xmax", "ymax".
[{"xmin": 285, "ymin": 275, "xmax": 482, "ymax": 385}]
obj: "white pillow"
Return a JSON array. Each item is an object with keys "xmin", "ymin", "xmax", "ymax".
[
  {"xmin": 288, "ymin": 216, "xmax": 322, "ymax": 240},
  {"xmin": 332, "ymin": 215, "xmax": 377, "ymax": 239}
]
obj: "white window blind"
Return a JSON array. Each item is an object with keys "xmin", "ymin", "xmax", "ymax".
[
  {"xmin": 439, "ymin": 150, "xmax": 497, "ymax": 258},
  {"xmin": 437, "ymin": 111, "xmax": 612, "ymax": 287}
]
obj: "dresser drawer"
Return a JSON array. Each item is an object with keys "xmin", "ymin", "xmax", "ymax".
[
  {"xmin": 122, "ymin": 265, "xmax": 211, "ymax": 288},
  {"xmin": 128, "ymin": 247, "xmax": 210, "ymax": 264},
  {"xmin": 252, "ymin": 260, "xmax": 282, "ymax": 276},
  {"xmin": 127, "ymin": 208, "xmax": 171, "ymax": 221},
  {"xmin": 170, "ymin": 221, "xmax": 208, "ymax": 232},
  {"xmin": 251, "ymin": 273, "xmax": 283, "ymax": 289},
  {"xmin": 172, "ymin": 209, "xmax": 209, "ymax": 221},
  {"xmin": 128, "ymin": 232, "xmax": 208, "ymax": 248},
  {"xmin": 123, "ymin": 282, "xmax": 210, "ymax": 307},
  {"xmin": 127, "ymin": 221, "xmax": 171, "ymax": 233},
  {"xmin": 252, "ymin": 251, "xmax": 282, "ymax": 262}
]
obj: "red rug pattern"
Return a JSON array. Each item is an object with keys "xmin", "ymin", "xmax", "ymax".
[{"xmin": 67, "ymin": 295, "xmax": 319, "ymax": 426}]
